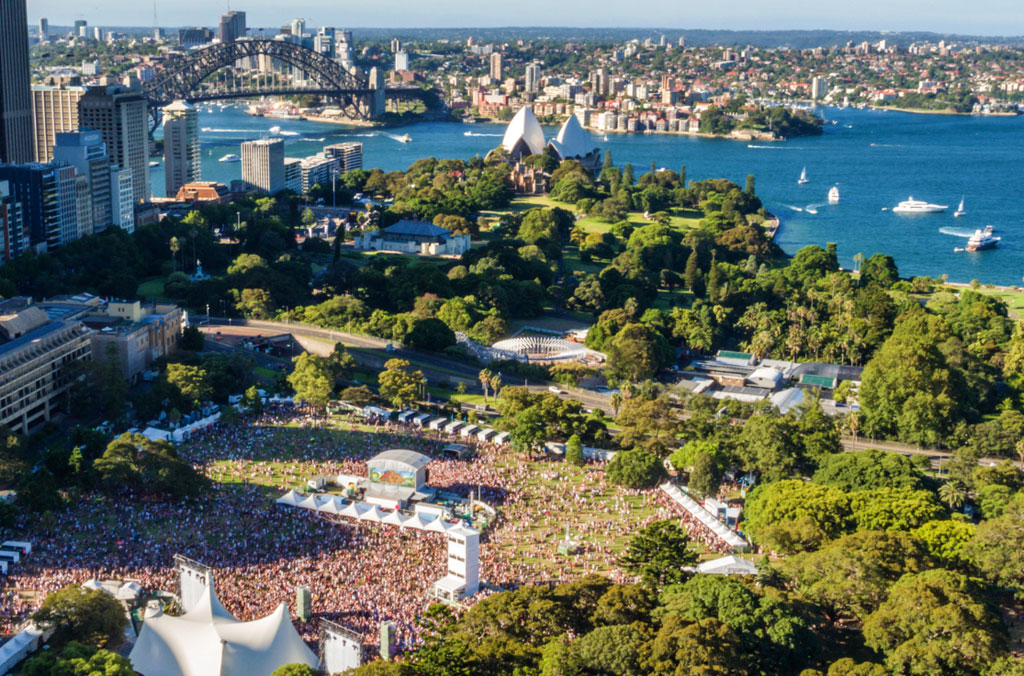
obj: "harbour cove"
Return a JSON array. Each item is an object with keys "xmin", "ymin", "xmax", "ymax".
[{"xmin": 152, "ymin": 104, "xmax": 1024, "ymax": 286}]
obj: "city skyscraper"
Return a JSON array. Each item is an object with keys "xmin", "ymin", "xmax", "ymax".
[
  {"xmin": 38, "ymin": 18, "xmax": 48, "ymax": 41},
  {"xmin": 162, "ymin": 100, "xmax": 200, "ymax": 197},
  {"xmin": 0, "ymin": 163, "xmax": 64, "ymax": 253},
  {"xmin": 290, "ymin": 18, "xmax": 306, "ymax": 38},
  {"xmin": 525, "ymin": 62, "xmax": 542, "ymax": 93},
  {"xmin": 31, "ymin": 84, "xmax": 86, "ymax": 163},
  {"xmin": 53, "ymin": 129, "xmax": 113, "ymax": 234},
  {"xmin": 219, "ymin": 11, "xmax": 246, "ymax": 43},
  {"xmin": 78, "ymin": 84, "xmax": 150, "ymax": 203},
  {"xmin": 394, "ymin": 51, "xmax": 409, "ymax": 71},
  {"xmin": 0, "ymin": 0, "xmax": 35, "ymax": 164},
  {"xmin": 241, "ymin": 138, "xmax": 285, "ymax": 194},
  {"xmin": 0, "ymin": 179, "xmax": 27, "ymax": 262},
  {"xmin": 489, "ymin": 52, "xmax": 503, "ymax": 81}
]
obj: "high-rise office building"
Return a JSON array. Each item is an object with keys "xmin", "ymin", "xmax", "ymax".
[
  {"xmin": 241, "ymin": 138, "xmax": 285, "ymax": 194},
  {"xmin": 110, "ymin": 167, "xmax": 134, "ymax": 232},
  {"xmin": 394, "ymin": 51, "xmax": 409, "ymax": 71},
  {"xmin": 524, "ymin": 63, "xmax": 541, "ymax": 93},
  {"xmin": 390, "ymin": 38, "xmax": 401, "ymax": 53},
  {"xmin": 0, "ymin": 163, "xmax": 64, "ymax": 252},
  {"xmin": 811, "ymin": 76, "xmax": 827, "ymax": 100},
  {"xmin": 162, "ymin": 100, "xmax": 200, "ymax": 197},
  {"xmin": 78, "ymin": 84, "xmax": 150, "ymax": 203},
  {"xmin": 218, "ymin": 11, "xmax": 246, "ymax": 43},
  {"xmin": 54, "ymin": 165, "xmax": 81, "ymax": 248},
  {"xmin": 53, "ymin": 129, "xmax": 112, "ymax": 234},
  {"xmin": 31, "ymin": 84, "xmax": 86, "ymax": 162},
  {"xmin": 489, "ymin": 53, "xmax": 503, "ymax": 81},
  {"xmin": 38, "ymin": 18, "xmax": 48, "ymax": 41},
  {"xmin": 0, "ymin": 180, "xmax": 27, "ymax": 262},
  {"xmin": 74, "ymin": 20, "xmax": 87, "ymax": 37},
  {"xmin": 323, "ymin": 142, "xmax": 363, "ymax": 172},
  {"xmin": 92, "ymin": 26, "xmax": 103, "ymax": 41},
  {"xmin": 0, "ymin": 0, "xmax": 34, "ymax": 164},
  {"xmin": 290, "ymin": 18, "xmax": 306, "ymax": 38},
  {"xmin": 299, "ymin": 154, "xmax": 340, "ymax": 195}
]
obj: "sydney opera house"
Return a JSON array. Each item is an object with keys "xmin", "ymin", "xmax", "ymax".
[{"xmin": 500, "ymin": 106, "xmax": 601, "ymax": 173}]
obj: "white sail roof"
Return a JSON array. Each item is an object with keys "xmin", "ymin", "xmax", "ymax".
[
  {"xmin": 501, "ymin": 106, "xmax": 546, "ymax": 157},
  {"xmin": 548, "ymin": 114, "xmax": 597, "ymax": 161},
  {"xmin": 129, "ymin": 582, "xmax": 318, "ymax": 676}
]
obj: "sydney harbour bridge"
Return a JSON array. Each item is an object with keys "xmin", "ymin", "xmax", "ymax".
[{"xmin": 141, "ymin": 39, "xmax": 432, "ymax": 127}]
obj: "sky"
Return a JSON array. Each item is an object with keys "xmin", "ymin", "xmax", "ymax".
[{"xmin": 23, "ymin": 0, "xmax": 1024, "ymax": 36}]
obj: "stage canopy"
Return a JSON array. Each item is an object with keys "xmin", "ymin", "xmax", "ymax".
[{"xmin": 129, "ymin": 581, "xmax": 317, "ymax": 676}]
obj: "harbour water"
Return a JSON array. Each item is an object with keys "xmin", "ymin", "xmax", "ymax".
[{"xmin": 151, "ymin": 104, "xmax": 1024, "ymax": 285}]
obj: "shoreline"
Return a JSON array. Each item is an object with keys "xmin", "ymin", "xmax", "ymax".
[{"xmin": 869, "ymin": 104, "xmax": 1020, "ymax": 117}]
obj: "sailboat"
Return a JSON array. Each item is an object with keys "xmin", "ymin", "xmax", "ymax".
[
  {"xmin": 798, "ymin": 167, "xmax": 809, "ymax": 185},
  {"xmin": 954, "ymin": 196, "xmax": 966, "ymax": 218}
]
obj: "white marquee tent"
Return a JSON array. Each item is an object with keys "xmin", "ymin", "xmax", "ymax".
[{"xmin": 129, "ymin": 581, "xmax": 317, "ymax": 676}]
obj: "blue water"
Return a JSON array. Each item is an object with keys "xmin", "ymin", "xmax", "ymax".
[{"xmin": 151, "ymin": 104, "xmax": 1024, "ymax": 285}]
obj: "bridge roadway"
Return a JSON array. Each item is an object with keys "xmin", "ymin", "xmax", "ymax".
[{"xmin": 197, "ymin": 317, "xmax": 1017, "ymax": 469}]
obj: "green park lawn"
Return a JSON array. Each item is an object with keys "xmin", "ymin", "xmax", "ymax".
[
  {"xmin": 137, "ymin": 277, "xmax": 167, "ymax": 300},
  {"xmin": 961, "ymin": 284, "xmax": 1024, "ymax": 319},
  {"xmin": 576, "ymin": 206, "xmax": 703, "ymax": 235}
]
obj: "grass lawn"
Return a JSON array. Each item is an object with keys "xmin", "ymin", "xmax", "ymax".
[
  {"xmin": 506, "ymin": 195, "xmax": 562, "ymax": 212},
  {"xmin": 137, "ymin": 277, "xmax": 167, "ymax": 300},
  {"xmin": 577, "ymin": 207, "xmax": 703, "ymax": 235},
  {"xmin": 254, "ymin": 366, "xmax": 280, "ymax": 381},
  {"xmin": 958, "ymin": 284, "xmax": 1024, "ymax": 319}
]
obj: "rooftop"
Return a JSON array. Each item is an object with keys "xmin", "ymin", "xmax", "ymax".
[
  {"xmin": 383, "ymin": 220, "xmax": 452, "ymax": 238},
  {"xmin": 368, "ymin": 449, "xmax": 432, "ymax": 470}
]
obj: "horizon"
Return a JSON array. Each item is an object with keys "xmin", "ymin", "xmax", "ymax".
[{"xmin": 23, "ymin": 0, "xmax": 1024, "ymax": 37}]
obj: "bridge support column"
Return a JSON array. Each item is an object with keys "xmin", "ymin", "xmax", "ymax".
[{"xmin": 368, "ymin": 67, "xmax": 386, "ymax": 118}]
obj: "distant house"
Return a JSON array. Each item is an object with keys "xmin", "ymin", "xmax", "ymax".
[{"xmin": 353, "ymin": 220, "xmax": 470, "ymax": 256}]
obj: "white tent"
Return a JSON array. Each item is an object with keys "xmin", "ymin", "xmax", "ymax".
[
  {"xmin": 82, "ymin": 579, "xmax": 104, "ymax": 592},
  {"xmin": 695, "ymin": 556, "xmax": 759, "ymax": 576},
  {"xmin": 130, "ymin": 582, "xmax": 317, "ymax": 676},
  {"xmin": 117, "ymin": 581, "xmax": 143, "ymax": 600},
  {"xmin": 276, "ymin": 490, "xmax": 304, "ymax": 507}
]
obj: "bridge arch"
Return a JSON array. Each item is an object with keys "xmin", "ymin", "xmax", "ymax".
[{"xmin": 143, "ymin": 39, "xmax": 379, "ymax": 121}]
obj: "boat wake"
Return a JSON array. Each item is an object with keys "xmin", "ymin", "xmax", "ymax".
[
  {"xmin": 354, "ymin": 132, "xmax": 378, "ymax": 137},
  {"xmin": 783, "ymin": 205, "xmax": 804, "ymax": 212},
  {"xmin": 201, "ymin": 128, "xmax": 251, "ymax": 133},
  {"xmin": 939, "ymin": 227, "xmax": 975, "ymax": 238},
  {"xmin": 278, "ymin": 130, "xmax": 300, "ymax": 136},
  {"xmin": 464, "ymin": 132, "xmax": 503, "ymax": 137}
]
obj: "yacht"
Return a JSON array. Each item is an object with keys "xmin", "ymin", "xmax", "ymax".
[
  {"xmin": 892, "ymin": 196, "xmax": 948, "ymax": 214},
  {"xmin": 219, "ymin": 154, "xmax": 241, "ymax": 163},
  {"xmin": 965, "ymin": 226, "xmax": 1000, "ymax": 252},
  {"xmin": 954, "ymin": 197, "xmax": 966, "ymax": 218},
  {"xmin": 269, "ymin": 125, "xmax": 282, "ymax": 135},
  {"xmin": 798, "ymin": 167, "xmax": 809, "ymax": 184},
  {"xmin": 398, "ymin": 134, "xmax": 412, "ymax": 143},
  {"xmin": 148, "ymin": 160, "xmax": 160, "ymax": 168},
  {"xmin": 828, "ymin": 185, "xmax": 840, "ymax": 203}
]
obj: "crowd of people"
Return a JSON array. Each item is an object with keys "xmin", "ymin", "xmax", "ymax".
[{"xmin": 0, "ymin": 407, "xmax": 742, "ymax": 653}]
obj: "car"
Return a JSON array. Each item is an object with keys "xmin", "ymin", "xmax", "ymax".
[
  {"xmin": 548, "ymin": 386, "xmax": 564, "ymax": 394},
  {"xmin": 215, "ymin": 331, "xmax": 222, "ymax": 340}
]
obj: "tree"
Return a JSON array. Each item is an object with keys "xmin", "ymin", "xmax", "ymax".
[
  {"xmin": 738, "ymin": 414, "xmax": 802, "ymax": 482},
  {"xmin": 181, "ymin": 325, "xmax": 205, "ymax": 351},
  {"xmin": 32, "ymin": 585, "xmax": 127, "ymax": 649},
  {"xmin": 812, "ymin": 449, "xmax": 923, "ymax": 492},
  {"xmin": 378, "ymin": 358, "xmax": 425, "ymax": 409},
  {"xmin": 165, "ymin": 363, "xmax": 212, "ymax": 408},
  {"xmin": 742, "ymin": 480, "xmax": 852, "ymax": 554},
  {"xmin": 22, "ymin": 642, "xmax": 135, "ymax": 676},
  {"xmin": 848, "ymin": 487, "xmax": 943, "ymax": 531},
  {"xmin": 405, "ymin": 317, "xmax": 456, "ymax": 352},
  {"xmin": 938, "ymin": 480, "xmax": 968, "ymax": 510},
  {"xmin": 965, "ymin": 492, "xmax": 1024, "ymax": 593},
  {"xmin": 244, "ymin": 385, "xmax": 263, "ymax": 416},
  {"xmin": 912, "ymin": 519, "xmax": 975, "ymax": 569},
  {"xmin": 478, "ymin": 369, "xmax": 493, "ymax": 403},
  {"xmin": 689, "ymin": 449, "xmax": 723, "ymax": 498},
  {"xmin": 93, "ymin": 433, "xmax": 205, "ymax": 497},
  {"xmin": 647, "ymin": 615, "xmax": 746, "ymax": 676},
  {"xmin": 329, "ymin": 343, "xmax": 357, "ymax": 381},
  {"xmin": 287, "ymin": 353, "xmax": 334, "ymax": 412},
  {"xmin": 863, "ymin": 569, "xmax": 1005, "ymax": 676},
  {"xmin": 569, "ymin": 623, "xmax": 650, "ymax": 676},
  {"xmin": 566, "ymin": 434, "xmax": 584, "ymax": 466},
  {"xmin": 604, "ymin": 323, "xmax": 673, "ymax": 383},
  {"xmin": 606, "ymin": 449, "xmax": 664, "ymax": 489},
  {"xmin": 783, "ymin": 531, "xmax": 932, "ymax": 621},
  {"xmin": 618, "ymin": 520, "xmax": 697, "ymax": 587}
]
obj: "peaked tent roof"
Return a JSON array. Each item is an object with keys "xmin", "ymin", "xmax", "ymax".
[
  {"xmin": 501, "ymin": 106, "xmax": 546, "ymax": 157},
  {"xmin": 548, "ymin": 114, "xmax": 597, "ymax": 161},
  {"xmin": 129, "ymin": 582, "xmax": 318, "ymax": 676}
]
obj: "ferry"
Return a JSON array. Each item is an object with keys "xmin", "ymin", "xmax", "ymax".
[
  {"xmin": 148, "ymin": 160, "xmax": 160, "ymax": 167},
  {"xmin": 798, "ymin": 167, "xmax": 809, "ymax": 184},
  {"xmin": 954, "ymin": 197, "xmax": 966, "ymax": 218},
  {"xmin": 964, "ymin": 226, "xmax": 1000, "ymax": 252},
  {"xmin": 892, "ymin": 197, "xmax": 948, "ymax": 214},
  {"xmin": 219, "ymin": 154, "xmax": 241, "ymax": 163},
  {"xmin": 828, "ymin": 186, "xmax": 840, "ymax": 203}
]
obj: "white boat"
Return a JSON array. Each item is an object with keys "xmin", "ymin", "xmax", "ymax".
[
  {"xmin": 892, "ymin": 196, "xmax": 948, "ymax": 214},
  {"xmin": 828, "ymin": 185, "xmax": 840, "ymax": 203},
  {"xmin": 798, "ymin": 167, "xmax": 809, "ymax": 184},
  {"xmin": 269, "ymin": 125, "xmax": 282, "ymax": 135},
  {"xmin": 219, "ymin": 154, "xmax": 241, "ymax": 163},
  {"xmin": 148, "ymin": 160, "xmax": 160, "ymax": 167},
  {"xmin": 954, "ymin": 196, "xmax": 966, "ymax": 218},
  {"xmin": 603, "ymin": 134, "xmax": 609, "ymax": 141},
  {"xmin": 399, "ymin": 134, "xmax": 411, "ymax": 143},
  {"xmin": 965, "ymin": 226, "xmax": 1000, "ymax": 252}
]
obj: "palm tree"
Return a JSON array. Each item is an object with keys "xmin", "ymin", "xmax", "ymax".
[
  {"xmin": 478, "ymin": 369, "xmax": 493, "ymax": 403},
  {"xmin": 938, "ymin": 481, "xmax": 968, "ymax": 510},
  {"xmin": 853, "ymin": 252, "xmax": 865, "ymax": 275},
  {"xmin": 169, "ymin": 236, "xmax": 180, "ymax": 272},
  {"xmin": 489, "ymin": 375, "xmax": 502, "ymax": 399},
  {"xmin": 610, "ymin": 392, "xmax": 622, "ymax": 417}
]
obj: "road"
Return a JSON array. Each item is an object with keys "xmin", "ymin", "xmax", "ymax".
[{"xmin": 196, "ymin": 318, "xmax": 616, "ymax": 414}]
